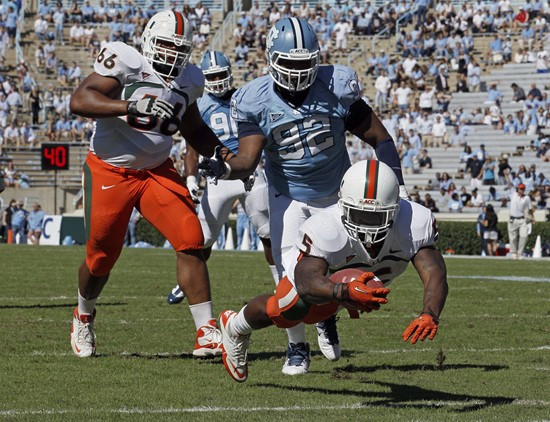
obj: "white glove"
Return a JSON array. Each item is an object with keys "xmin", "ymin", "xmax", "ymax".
[
  {"xmin": 127, "ymin": 97, "xmax": 174, "ymax": 120},
  {"xmin": 0, "ymin": 176, "xmax": 5, "ymax": 193},
  {"xmin": 243, "ymin": 174, "xmax": 255, "ymax": 192},
  {"xmin": 186, "ymin": 175, "xmax": 200, "ymax": 204},
  {"xmin": 399, "ymin": 185, "xmax": 410, "ymax": 200},
  {"xmin": 198, "ymin": 145, "xmax": 231, "ymax": 185}
]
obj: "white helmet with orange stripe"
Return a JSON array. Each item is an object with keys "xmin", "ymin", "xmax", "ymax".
[
  {"xmin": 338, "ymin": 160, "xmax": 400, "ymax": 248},
  {"xmin": 142, "ymin": 10, "xmax": 193, "ymax": 78}
]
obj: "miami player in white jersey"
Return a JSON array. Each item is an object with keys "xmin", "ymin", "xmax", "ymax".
[
  {"xmin": 216, "ymin": 160, "xmax": 448, "ymax": 382},
  {"xmin": 68, "ymin": 11, "xmax": 232, "ymax": 359},
  {"xmin": 199, "ymin": 17, "xmax": 409, "ymax": 375},
  {"xmin": 166, "ymin": 50, "xmax": 277, "ymax": 305}
]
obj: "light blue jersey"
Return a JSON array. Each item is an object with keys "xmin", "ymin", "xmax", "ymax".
[
  {"xmin": 197, "ymin": 91, "xmax": 239, "ymax": 154},
  {"xmin": 231, "ymin": 65, "xmax": 361, "ymax": 201}
]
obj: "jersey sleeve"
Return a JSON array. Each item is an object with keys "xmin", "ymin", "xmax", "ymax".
[
  {"xmin": 413, "ymin": 210, "xmax": 439, "ymax": 252},
  {"xmin": 183, "ymin": 64, "xmax": 205, "ymax": 105},
  {"xmin": 93, "ymin": 42, "xmax": 143, "ymax": 86},
  {"xmin": 230, "ymin": 84, "xmax": 261, "ymax": 124},
  {"xmin": 332, "ymin": 65, "xmax": 363, "ymax": 114}
]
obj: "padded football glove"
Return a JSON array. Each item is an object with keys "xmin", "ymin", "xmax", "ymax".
[
  {"xmin": 186, "ymin": 175, "xmax": 200, "ymax": 204},
  {"xmin": 333, "ymin": 271, "xmax": 390, "ymax": 312},
  {"xmin": 127, "ymin": 97, "xmax": 174, "ymax": 120},
  {"xmin": 198, "ymin": 145, "xmax": 231, "ymax": 184},
  {"xmin": 402, "ymin": 313, "xmax": 439, "ymax": 344},
  {"xmin": 243, "ymin": 174, "xmax": 255, "ymax": 192}
]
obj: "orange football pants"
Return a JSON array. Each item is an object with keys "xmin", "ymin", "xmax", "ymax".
[
  {"xmin": 82, "ymin": 152, "xmax": 203, "ymax": 276},
  {"xmin": 266, "ymin": 276, "xmax": 339, "ymax": 328}
]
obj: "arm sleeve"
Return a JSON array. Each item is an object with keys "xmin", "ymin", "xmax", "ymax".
[
  {"xmin": 375, "ymin": 139, "xmax": 405, "ymax": 185},
  {"xmin": 230, "ymin": 86, "xmax": 260, "ymax": 124}
]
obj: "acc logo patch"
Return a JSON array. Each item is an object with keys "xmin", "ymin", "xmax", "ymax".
[{"xmin": 269, "ymin": 112, "xmax": 284, "ymax": 122}]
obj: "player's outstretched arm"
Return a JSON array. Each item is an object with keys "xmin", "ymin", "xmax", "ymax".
[
  {"xmin": 404, "ymin": 246, "xmax": 448, "ymax": 344},
  {"xmin": 295, "ymin": 256, "xmax": 389, "ymax": 311},
  {"xmin": 69, "ymin": 73, "xmax": 129, "ymax": 118},
  {"xmin": 225, "ymin": 134, "xmax": 266, "ymax": 180}
]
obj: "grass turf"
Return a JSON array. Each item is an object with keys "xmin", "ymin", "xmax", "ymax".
[{"xmin": 0, "ymin": 245, "xmax": 549, "ymax": 421}]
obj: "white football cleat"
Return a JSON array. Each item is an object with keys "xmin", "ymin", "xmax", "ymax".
[
  {"xmin": 219, "ymin": 310, "xmax": 250, "ymax": 382},
  {"xmin": 315, "ymin": 315, "xmax": 341, "ymax": 361},
  {"xmin": 193, "ymin": 319, "xmax": 222, "ymax": 358},
  {"xmin": 71, "ymin": 307, "xmax": 96, "ymax": 358},
  {"xmin": 282, "ymin": 343, "xmax": 310, "ymax": 375}
]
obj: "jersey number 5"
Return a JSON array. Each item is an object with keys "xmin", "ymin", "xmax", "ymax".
[{"xmin": 272, "ymin": 115, "xmax": 335, "ymax": 160}]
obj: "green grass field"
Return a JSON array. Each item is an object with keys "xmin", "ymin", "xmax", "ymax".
[{"xmin": 0, "ymin": 245, "xmax": 549, "ymax": 421}]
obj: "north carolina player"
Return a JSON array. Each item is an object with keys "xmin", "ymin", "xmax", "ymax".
[
  {"xmin": 199, "ymin": 17, "xmax": 408, "ymax": 375},
  {"xmin": 69, "ymin": 11, "xmax": 229, "ymax": 358},
  {"xmin": 166, "ymin": 50, "xmax": 277, "ymax": 305},
  {"xmin": 216, "ymin": 160, "xmax": 448, "ymax": 382}
]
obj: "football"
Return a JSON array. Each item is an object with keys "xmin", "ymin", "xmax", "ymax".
[{"xmin": 330, "ymin": 268, "xmax": 385, "ymax": 288}]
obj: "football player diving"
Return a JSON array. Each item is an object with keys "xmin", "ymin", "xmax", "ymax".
[
  {"xmin": 69, "ymin": 11, "xmax": 229, "ymax": 358},
  {"xmin": 199, "ymin": 17, "xmax": 410, "ymax": 375},
  {"xmin": 217, "ymin": 160, "xmax": 448, "ymax": 382}
]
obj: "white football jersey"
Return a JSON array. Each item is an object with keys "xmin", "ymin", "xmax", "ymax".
[
  {"xmin": 91, "ymin": 42, "xmax": 204, "ymax": 169},
  {"xmin": 282, "ymin": 200, "xmax": 438, "ymax": 285}
]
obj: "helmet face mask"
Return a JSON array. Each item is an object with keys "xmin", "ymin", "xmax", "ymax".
[
  {"xmin": 338, "ymin": 160, "xmax": 400, "ymax": 255},
  {"xmin": 142, "ymin": 11, "xmax": 193, "ymax": 78},
  {"xmin": 266, "ymin": 17, "xmax": 320, "ymax": 93},
  {"xmin": 200, "ymin": 51, "xmax": 233, "ymax": 96}
]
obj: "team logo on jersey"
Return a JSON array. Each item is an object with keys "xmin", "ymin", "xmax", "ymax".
[
  {"xmin": 267, "ymin": 26, "xmax": 280, "ymax": 50},
  {"xmin": 292, "ymin": 109, "xmax": 301, "ymax": 115},
  {"xmin": 269, "ymin": 112, "xmax": 284, "ymax": 122},
  {"xmin": 141, "ymin": 72, "xmax": 151, "ymax": 79}
]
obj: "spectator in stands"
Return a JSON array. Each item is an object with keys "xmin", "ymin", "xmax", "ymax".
[
  {"xmin": 511, "ymin": 83, "xmax": 526, "ymax": 103},
  {"xmin": 6, "ymin": 88, "xmax": 21, "ymax": 121},
  {"xmin": 519, "ymin": 24, "xmax": 536, "ymax": 52},
  {"xmin": 28, "ymin": 202, "xmax": 44, "ymax": 245},
  {"xmin": 467, "ymin": 58, "xmax": 481, "ymax": 92},
  {"xmin": 470, "ymin": 152, "xmax": 485, "ymax": 189},
  {"xmin": 71, "ymin": 116, "xmax": 86, "ymax": 142},
  {"xmin": 53, "ymin": 5, "xmax": 65, "ymax": 44},
  {"xmin": 431, "ymin": 114, "xmax": 447, "ymax": 148},
  {"xmin": 471, "ymin": 187, "xmax": 484, "ymax": 207},
  {"xmin": 0, "ymin": 93, "xmax": 9, "ymax": 128},
  {"xmin": 67, "ymin": 61, "xmax": 82, "ymax": 86},
  {"xmin": 34, "ymin": 45, "xmax": 45, "ymax": 71},
  {"xmin": 482, "ymin": 156, "xmax": 497, "ymax": 185},
  {"xmin": 528, "ymin": 83, "xmax": 543, "ymax": 100},
  {"xmin": 459, "ymin": 186, "xmax": 472, "ymax": 207},
  {"xmin": 34, "ymin": 15, "xmax": 48, "ymax": 41},
  {"xmin": 45, "ymin": 51, "xmax": 57, "ymax": 75},
  {"xmin": 55, "ymin": 115, "xmax": 71, "ymax": 141},
  {"xmin": 419, "ymin": 85, "xmax": 435, "ymax": 112},
  {"xmin": 333, "ymin": 17, "xmax": 351, "ymax": 54},
  {"xmin": 422, "ymin": 193, "xmax": 439, "ymax": 213},
  {"xmin": 20, "ymin": 121, "xmax": 36, "ymax": 148},
  {"xmin": 235, "ymin": 40, "xmax": 249, "ymax": 67},
  {"xmin": 485, "ymin": 82, "xmax": 502, "ymax": 106},
  {"xmin": 38, "ymin": 0, "xmax": 53, "ymax": 22},
  {"xmin": 447, "ymin": 192, "xmax": 463, "ymax": 213},
  {"xmin": 503, "ymin": 35, "xmax": 513, "ymax": 63},
  {"xmin": 395, "ymin": 80, "xmax": 412, "ymax": 111},
  {"xmin": 498, "ymin": 156, "xmax": 512, "ymax": 185},
  {"xmin": 4, "ymin": 6, "xmax": 17, "ymax": 49},
  {"xmin": 507, "ymin": 183, "xmax": 534, "ymax": 259},
  {"xmin": 374, "ymin": 69, "xmax": 391, "ymax": 112},
  {"xmin": 28, "ymin": 87, "xmax": 41, "ymax": 126},
  {"xmin": 489, "ymin": 33, "xmax": 504, "ymax": 65},
  {"xmin": 82, "ymin": 0, "xmax": 94, "ymax": 23},
  {"xmin": 503, "ymin": 114, "xmax": 520, "ymax": 134},
  {"xmin": 400, "ymin": 139, "xmax": 417, "ymax": 175},
  {"xmin": 4, "ymin": 120, "xmax": 20, "ymax": 150},
  {"xmin": 439, "ymin": 172, "xmax": 452, "ymax": 195},
  {"xmin": 69, "ymin": 20, "xmax": 84, "ymax": 46},
  {"xmin": 417, "ymin": 149, "xmax": 432, "ymax": 170}
]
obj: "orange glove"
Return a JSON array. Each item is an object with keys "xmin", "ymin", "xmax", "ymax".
[
  {"xmin": 333, "ymin": 272, "xmax": 390, "ymax": 312},
  {"xmin": 402, "ymin": 313, "xmax": 439, "ymax": 344}
]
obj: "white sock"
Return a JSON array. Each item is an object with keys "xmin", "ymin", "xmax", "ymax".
[
  {"xmin": 231, "ymin": 306, "xmax": 254, "ymax": 336},
  {"xmin": 189, "ymin": 301, "xmax": 213, "ymax": 330},
  {"xmin": 78, "ymin": 290, "xmax": 97, "ymax": 315},
  {"xmin": 286, "ymin": 323, "xmax": 307, "ymax": 345},
  {"xmin": 269, "ymin": 265, "xmax": 280, "ymax": 284}
]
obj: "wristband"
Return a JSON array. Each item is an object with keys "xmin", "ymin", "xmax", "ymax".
[
  {"xmin": 421, "ymin": 310, "xmax": 439, "ymax": 324},
  {"xmin": 332, "ymin": 283, "xmax": 340, "ymax": 300}
]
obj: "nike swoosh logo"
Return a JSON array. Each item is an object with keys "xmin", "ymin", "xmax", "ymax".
[
  {"xmin": 389, "ymin": 249, "xmax": 402, "ymax": 254},
  {"xmin": 229, "ymin": 360, "xmax": 246, "ymax": 379},
  {"xmin": 101, "ymin": 185, "xmax": 116, "ymax": 190},
  {"xmin": 354, "ymin": 286, "xmax": 371, "ymax": 295}
]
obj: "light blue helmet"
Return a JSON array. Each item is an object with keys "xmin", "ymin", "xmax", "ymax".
[
  {"xmin": 266, "ymin": 17, "xmax": 320, "ymax": 92},
  {"xmin": 200, "ymin": 50, "xmax": 233, "ymax": 96}
]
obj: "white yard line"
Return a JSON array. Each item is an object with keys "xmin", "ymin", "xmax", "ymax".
[
  {"xmin": 448, "ymin": 275, "xmax": 550, "ymax": 283},
  {"xmin": 28, "ymin": 345, "xmax": 550, "ymax": 358},
  {"xmin": 1, "ymin": 399, "xmax": 549, "ymax": 416}
]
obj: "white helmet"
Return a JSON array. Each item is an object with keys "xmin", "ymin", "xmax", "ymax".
[
  {"xmin": 338, "ymin": 160, "xmax": 400, "ymax": 248},
  {"xmin": 142, "ymin": 10, "xmax": 193, "ymax": 78}
]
